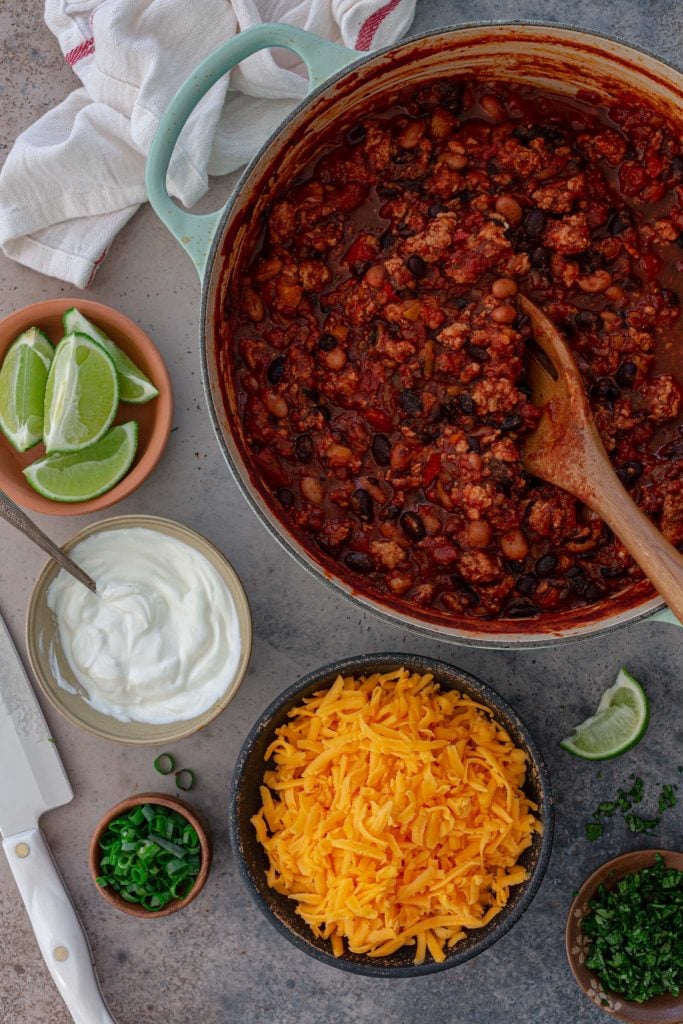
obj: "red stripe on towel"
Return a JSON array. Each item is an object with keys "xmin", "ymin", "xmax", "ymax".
[
  {"xmin": 65, "ymin": 37, "xmax": 94, "ymax": 67},
  {"xmin": 356, "ymin": 0, "xmax": 403, "ymax": 51},
  {"xmin": 85, "ymin": 247, "xmax": 109, "ymax": 289}
]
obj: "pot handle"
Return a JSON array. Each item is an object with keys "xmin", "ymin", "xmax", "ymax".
[{"xmin": 146, "ymin": 24, "xmax": 361, "ymax": 278}]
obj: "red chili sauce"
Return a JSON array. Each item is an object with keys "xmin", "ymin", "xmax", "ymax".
[{"xmin": 223, "ymin": 79, "xmax": 683, "ymax": 622}]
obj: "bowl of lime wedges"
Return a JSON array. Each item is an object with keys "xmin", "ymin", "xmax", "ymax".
[{"xmin": 0, "ymin": 299, "xmax": 172, "ymax": 514}]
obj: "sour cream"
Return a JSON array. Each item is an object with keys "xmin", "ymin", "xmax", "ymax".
[{"xmin": 47, "ymin": 527, "xmax": 242, "ymax": 724}]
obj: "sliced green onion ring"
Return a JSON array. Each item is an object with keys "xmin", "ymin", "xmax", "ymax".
[
  {"xmin": 175, "ymin": 769, "xmax": 195, "ymax": 792},
  {"xmin": 153, "ymin": 753, "xmax": 175, "ymax": 775}
]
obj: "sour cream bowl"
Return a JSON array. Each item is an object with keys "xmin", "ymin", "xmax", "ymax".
[{"xmin": 26, "ymin": 514, "xmax": 252, "ymax": 744}]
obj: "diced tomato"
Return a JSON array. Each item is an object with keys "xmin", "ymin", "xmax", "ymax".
[
  {"xmin": 364, "ymin": 407, "xmax": 393, "ymax": 432},
  {"xmin": 423, "ymin": 453, "xmax": 441, "ymax": 486}
]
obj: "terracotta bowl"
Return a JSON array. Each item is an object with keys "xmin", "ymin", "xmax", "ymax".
[
  {"xmin": 229, "ymin": 653, "xmax": 553, "ymax": 977},
  {"xmin": 89, "ymin": 792, "xmax": 211, "ymax": 917},
  {"xmin": 26, "ymin": 513, "xmax": 253, "ymax": 744},
  {"xmin": 0, "ymin": 298, "xmax": 173, "ymax": 514},
  {"xmin": 566, "ymin": 849, "xmax": 683, "ymax": 1022}
]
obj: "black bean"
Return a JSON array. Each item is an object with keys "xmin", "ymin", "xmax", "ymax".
[
  {"xmin": 661, "ymin": 287, "xmax": 680, "ymax": 307},
  {"xmin": 465, "ymin": 342, "xmax": 488, "ymax": 362},
  {"xmin": 417, "ymin": 425, "xmax": 439, "ymax": 444},
  {"xmin": 315, "ymin": 404, "xmax": 331, "ymax": 423},
  {"xmin": 318, "ymin": 334, "xmax": 337, "ymax": 352},
  {"xmin": 400, "ymin": 511, "xmax": 426, "ymax": 541},
  {"xmin": 466, "ymin": 434, "xmax": 481, "ymax": 453},
  {"xmin": 487, "ymin": 160, "xmax": 500, "ymax": 175},
  {"xmin": 500, "ymin": 413, "xmax": 523, "ymax": 432},
  {"xmin": 506, "ymin": 559, "xmax": 528, "ymax": 574},
  {"xmin": 302, "ymin": 387, "xmax": 320, "ymax": 401},
  {"xmin": 398, "ymin": 389, "xmax": 423, "ymax": 416},
  {"xmin": 575, "ymin": 309, "xmax": 601, "ymax": 331},
  {"xmin": 515, "ymin": 574, "xmax": 536, "ymax": 595},
  {"xmin": 396, "ymin": 222, "xmax": 413, "ymax": 237},
  {"xmin": 589, "ymin": 377, "xmax": 620, "ymax": 405},
  {"xmin": 574, "ymin": 249, "xmax": 603, "ymax": 274},
  {"xmin": 428, "ymin": 202, "xmax": 449, "ymax": 216},
  {"xmin": 407, "ymin": 254, "xmax": 426, "ymax": 278},
  {"xmin": 455, "ymin": 188, "xmax": 472, "ymax": 203},
  {"xmin": 523, "ymin": 208, "xmax": 546, "ymax": 237},
  {"xmin": 454, "ymin": 294, "xmax": 470, "ymax": 310},
  {"xmin": 350, "ymin": 488, "xmax": 374, "ymax": 524},
  {"xmin": 616, "ymin": 361, "xmax": 637, "ymax": 388},
  {"xmin": 530, "ymin": 246, "xmax": 550, "ymax": 269},
  {"xmin": 505, "ymin": 601, "xmax": 540, "ymax": 619},
  {"xmin": 671, "ymin": 154, "xmax": 683, "ymax": 180},
  {"xmin": 600, "ymin": 565, "xmax": 628, "ymax": 579},
  {"xmin": 266, "ymin": 355, "xmax": 285, "ymax": 384},
  {"xmin": 606, "ymin": 208, "xmax": 633, "ymax": 235},
  {"xmin": 582, "ymin": 581, "xmax": 604, "ymax": 603},
  {"xmin": 565, "ymin": 566, "xmax": 584, "ymax": 579},
  {"xmin": 276, "ymin": 488, "xmax": 294, "ymax": 508},
  {"xmin": 371, "ymin": 433, "xmax": 392, "ymax": 466},
  {"xmin": 344, "ymin": 551, "xmax": 375, "ymax": 574},
  {"xmin": 353, "ymin": 259, "xmax": 371, "ymax": 278},
  {"xmin": 657, "ymin": 438, "xmax": 683, "ymax": 460},
  {"xmin": 294, "ymin": 434, "xmax": 313, "ymax": 463},
  {"xmin": 535, "ymin": 553, "xmax": 558, "ymax": 577},
  {"xmin": 346, "ymin": 124, "xmax": 366, "ymax": 145},
  {"xmin": 512, "ymin": 125, "xmax": 539, "ymax": 146},
  {"xmin": 505, "ymin": 226, "xmax": 529, "ymax": 252},
  {"xmin": 616, "ymin": 460, "xmax": 643, "ymax": 486},
  {"xmin": 382, "ymin": 504, "xmax": 401, "ymax": 521},
  {"xmin": 677, "ymin": 233, "xmax": 683, "ymax": 249},
  {"xmin": 458, "ymin": 393, "xmax": 475, "ymax": 415},
  {"xmin": 379, "ymin": 230, "xmax": 395, "ymax": 250}
]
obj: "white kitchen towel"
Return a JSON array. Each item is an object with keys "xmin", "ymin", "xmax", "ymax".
[{"xmin": 0, "ymin": 0, "xmax": 416, "ymax": 288}]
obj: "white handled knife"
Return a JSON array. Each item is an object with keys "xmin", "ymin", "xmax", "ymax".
[{"xmin": 0, "ymin": 611, "xmax": 115, "ymax": 1024}]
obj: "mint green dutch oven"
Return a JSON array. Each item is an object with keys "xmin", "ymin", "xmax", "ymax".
[{"xmin": 145, "ymin": 22, "xmax": 682, "ymax": 647}]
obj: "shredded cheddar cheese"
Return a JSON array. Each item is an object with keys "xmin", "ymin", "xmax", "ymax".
[{"xmin": 251, "ymin": 668, "xmax": 541, "ymax": 964}]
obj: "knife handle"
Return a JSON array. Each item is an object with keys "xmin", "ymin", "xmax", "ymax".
[{"xmin": 3, "ymin": 828, "xmax": 116, "ymax": 1024}]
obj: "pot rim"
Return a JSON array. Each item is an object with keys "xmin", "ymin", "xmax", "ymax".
[{"xmin": 199, "ymin": 20, "xmax": 680, "ymax": 648}]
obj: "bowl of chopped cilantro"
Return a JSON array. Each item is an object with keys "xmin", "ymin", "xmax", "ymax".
[
  {"xmin": 566, "ymin": 850, "xmax": 683, "ymax": 1022},
  {"xmin": 89, "ymin": 793, "xmax": 211, "ymax": 917}
]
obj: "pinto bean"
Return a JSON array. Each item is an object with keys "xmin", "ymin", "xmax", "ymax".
[
  {"xmin": 480, "ymin": 94, "xmax": 505, "ymax": 121},
  {"xmin": 324, "ymin": 348, "xmax": 347, "ymax": 370},
  {"xmin": 436, "ymin": 151, "xmax": 468, "ymax": 170},
  {"xmin": 263, "ymin": 391, "xmax": 288, "ymax": 418},
  {"xmin": 365, "ymin": 264, "xmax": 386, "ymax": 287},
  {"xmin": 501, "ymin": 528, "xmax": 529, "ymax": 560},
  {"xmin": 243, "ymin": 287, "xmax": 264, "ymax": 322},
  {"xmin": 254, "ymin": 258, "xmax": 282, "ymax": 282},
  {"xmin": 495, "ymin": 195, "xmax": 523, "ymax": 225},
  {"xmin": 491, "ymin": 277, "xmax": 518, "ymax": 299},
  {"xmin": 491, "ymin": 304, "xmax": 517, "ymax": 324},
  {"xmin": 300, "ymin": 476, "xmax": 325, "ymax": 505},
  {"xmin": 398, "ymin": 119, "xmax": 425, "ymax": 149},
  {"xmin": 466, "ymin": 520, "xmax": 492, "ymax": 548}
]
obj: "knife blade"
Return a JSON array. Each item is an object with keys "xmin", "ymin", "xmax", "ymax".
[{"xmin": 0, "ymin": 611, "xmax": 115, "ymax": 1024}]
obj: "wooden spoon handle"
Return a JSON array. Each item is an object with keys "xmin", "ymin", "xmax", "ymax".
[
  {"xmin": 0, "ymin": 489, "xmax": 97, "ymax": 593},
  {"xmin": 585, "ymin": 473, "xmax": 683, "ymax": 623}
]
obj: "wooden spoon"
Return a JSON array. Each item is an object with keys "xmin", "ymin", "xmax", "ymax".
[
  {"xmin": 519, "ymin": 295, "xmax": 683, "ymax": 623},
  {"xmin": 0, "ymin": 489, "xmax": 96, "ymax": 593}
]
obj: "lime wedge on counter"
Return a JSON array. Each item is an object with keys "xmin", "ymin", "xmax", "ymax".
[
  {"xmin": 24, "ymin": 421, "xmax": 138, "ymax": 501},
  {"xmin": 63, "ymin": 308, "xmax": 159, "ymax": 404},
  {"xmin": 0, "ymin": 328, "xmax": 53, "ymax": 451},
  {"xmin": 560, "ymin": 669, "xmax": 649, "ymax": 760},
  {"xmin": 43, "ymin": 332, "xmax": 118, "ymax": 453}
]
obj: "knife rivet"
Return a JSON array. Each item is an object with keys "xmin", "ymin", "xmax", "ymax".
[
  {"xmin": 14, "ymin": 842, "xmax": 30, "ymax": 858},
  {"xmin": 53, "ymin": 946, "xmax": 69, "ymax": 962}
]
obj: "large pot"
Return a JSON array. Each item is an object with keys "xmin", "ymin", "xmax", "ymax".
[{"xmin": 146, "ymin": 22, "xmax": 682, "ymax": 648}]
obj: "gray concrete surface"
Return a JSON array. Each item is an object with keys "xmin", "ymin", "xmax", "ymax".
[{"xmin": 0, "ymin": 2, "xmax": 681, "ymax": 1022}]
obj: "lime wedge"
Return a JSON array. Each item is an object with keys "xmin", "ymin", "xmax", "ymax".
[
  {"xmin": 43, "ymin": 332, "xmax": 118, "ymax": 453},
  {"xmin": 24, "ymin": 422, "xmax": 138, "ymax": 502},
  {"xmin": 0, "ymin": 328, "xmax": 54, "ymax": 451},
  {"xmin": 63, "ymin": 308, "xmax": 159, "ymax": 404},
  {"xmin": 560, "ymin": 669, "xmax": 649, "ymax": 760}
]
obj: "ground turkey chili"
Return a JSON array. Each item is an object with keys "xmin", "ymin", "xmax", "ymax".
[{"xmin": 222, "ymin": 79, "xmax": 683, "ymax": 622}]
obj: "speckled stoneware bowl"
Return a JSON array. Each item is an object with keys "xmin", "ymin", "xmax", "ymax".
[
  {"xmin": 26, "ymin": 514, "xmax": 252, "ymax": 744},
  {"xmin": 89, "ymin": 792, "xmax": 211, "ymax": 917},
  {"xmin": 566, "ymin": 849, "xmax": 683, "ymax": 1022},
  {"xmin": 0, "ymin": 299, "xmax": 173, "ymax": 515},
  {"xmin": 229, "ymin": 653, "xmax": 553, "ymax": 977}
]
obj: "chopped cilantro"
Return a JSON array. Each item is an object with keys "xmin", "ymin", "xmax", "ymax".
[
  {"xmin": 658, "ymin": 784, "xmax": 677, "ymax": 814},
  {"xmin": 583, "ymin": 854, "xmax": 683, "ymax": 1003},
  {"xmin": 586, "ymin": 774, "xmax": 678, "ymax": 842},
  {"xmin": 586, "ymin": 822, "xmax": 603, "ymax": 841}
]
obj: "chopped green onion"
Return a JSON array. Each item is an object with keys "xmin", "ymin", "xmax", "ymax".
[
  {"xmin": 96, "ymin": 803, "xmax": 201, "ymax": 912},
  {"xmin": 175, "ymin": 769, "xmax": 195, "ymax": 791},
  {"xmin": 154, "ymin": 753, "xmax": 175, "ymax": 775}
]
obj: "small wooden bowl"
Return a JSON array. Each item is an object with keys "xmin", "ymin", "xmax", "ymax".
[
  {"xmin": 89, "ymin": 793, "xmax": 211, "ymax": 918},
  {"xmin": 0, "ymin": 298, "xmax": 173, "ymax": 514},
  {"xmin": 566, "ymin": 849, "xmax": 683, "ymax": 1022}
]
